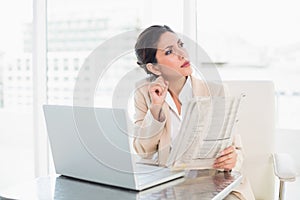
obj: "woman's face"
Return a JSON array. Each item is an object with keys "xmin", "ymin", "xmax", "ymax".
[{"xmin": 155, "ymin": 31, "xmax": 192, "ymax": 79}]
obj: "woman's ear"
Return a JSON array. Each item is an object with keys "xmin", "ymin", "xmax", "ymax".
[{"xmin": 146, "ymin": 63, "xmax": 161, "ymax": 76}]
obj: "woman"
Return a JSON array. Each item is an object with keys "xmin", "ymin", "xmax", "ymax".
[{"xmin": 133, "ymin": 25, "xmax": 254, "ymax": 200}]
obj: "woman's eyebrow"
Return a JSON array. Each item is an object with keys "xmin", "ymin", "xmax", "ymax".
[
  {"xmin": 163, "ymin": 39, "xmax": 181, "ymax": 50},
  {"xmin": 163, "ymin": 45, "xmax": 173, "ymax": 50}
]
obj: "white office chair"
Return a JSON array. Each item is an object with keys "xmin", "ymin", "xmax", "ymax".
[
  {"xmin": 226, "ymin": 81, "xmax": 297, "ymax": 200},
  {"xmin": 275, "ymin": 129, "xmax": 300, "ymax": 199}
]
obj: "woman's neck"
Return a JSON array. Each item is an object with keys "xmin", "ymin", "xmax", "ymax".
[{"xmin": 167, "ymin": 76, "xmax": 188, "ymax": 97}]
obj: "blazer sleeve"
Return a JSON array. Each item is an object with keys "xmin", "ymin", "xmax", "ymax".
[{"xmin": 133, "ymin": 88, "xmax": 166, "ymax": 159}]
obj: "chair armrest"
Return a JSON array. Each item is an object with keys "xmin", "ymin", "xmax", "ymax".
[{"xmin": 272, "ymin": 153, "xmax": 297, "ymax": 182}]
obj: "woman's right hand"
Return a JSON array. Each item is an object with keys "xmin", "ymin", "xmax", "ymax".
[
  {"xmin": 149, "ymin": 76, "xmax": 169, "ymax": 105},
  {"xmin": 148, "ymin": 76, "xmax": 168, "ymax": 121}
]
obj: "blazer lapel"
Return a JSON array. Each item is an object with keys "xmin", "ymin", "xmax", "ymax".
[{"xmin": 191, "ymin": 76, "xmax": 210, "ymax": 96}]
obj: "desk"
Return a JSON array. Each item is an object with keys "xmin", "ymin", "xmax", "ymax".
[{"xmin": 0, "ymin": 170, "xmax": 241, "ymax": 200}]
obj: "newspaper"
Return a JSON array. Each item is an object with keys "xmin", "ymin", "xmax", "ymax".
[{"xmin": 167, "ymin": 94, "xmax": 244, "ymax": 170}]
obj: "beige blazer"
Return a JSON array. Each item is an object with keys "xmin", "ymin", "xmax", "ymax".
[{"xmin": 133, "ymin": 76, "xmax": 255, "ymax": 200}]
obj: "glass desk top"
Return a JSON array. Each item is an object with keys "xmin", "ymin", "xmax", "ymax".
[{"xmin": 0, "ymin": 170, "xmax": 241, "ymax": 200}]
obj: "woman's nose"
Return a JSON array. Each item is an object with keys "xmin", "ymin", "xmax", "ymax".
[{"xmin": 176, "ymin": 48, "xmax": 187, "ymax": 60}]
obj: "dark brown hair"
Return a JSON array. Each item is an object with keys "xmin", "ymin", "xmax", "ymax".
[{"xmin": 134, "ymin": 25, "xmax": 175, "ymax": 76}]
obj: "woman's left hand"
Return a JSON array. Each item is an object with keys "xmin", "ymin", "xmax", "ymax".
[{"xmin": 213, "ymin": 146, "xmax": 237, "ymax": 171}]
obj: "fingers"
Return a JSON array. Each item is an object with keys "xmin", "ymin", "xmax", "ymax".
[
  {"xmin": 149, "ymin": 76, "xmax": 169, "ymax": 105},
  {"xmin": 221, "ymin": 146, "xmax": 235, "ymax": 155},
  {"xmin": 161, "ymin": 80, "xmax": 169, "ymax": 96},
  {"xmin": 152, "ymin": 76, "xmax": 168, "ymax": 91},
  {"xmin": 149, "ymin": 81, "xmax": 168, "ymax": 96},
  {"xmin": 213, "ymin": 146, "xmax": 237, "ymax": 170},
  {"xmin": 149, "ymin": 85, "xmax": 163, "ymax": 96}
]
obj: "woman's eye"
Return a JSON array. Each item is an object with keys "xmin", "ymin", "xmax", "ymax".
[{"xmin": 165, "ymin": 49, "xmax": 173, "ymax": 55}]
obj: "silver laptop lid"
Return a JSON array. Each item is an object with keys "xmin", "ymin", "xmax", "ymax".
[{"xmin": 43, "ymin": 105, "xmax": 137, "ymax": 189}]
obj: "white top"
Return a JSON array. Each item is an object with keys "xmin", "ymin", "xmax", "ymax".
[{"xmin": 164, "ymin": 76, "xmax": 193, "ymax": 145}]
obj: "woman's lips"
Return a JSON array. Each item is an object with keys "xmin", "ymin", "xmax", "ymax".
[{"xmin": 181, "ymin": 61, "xmax": 190, "ymax": 68}]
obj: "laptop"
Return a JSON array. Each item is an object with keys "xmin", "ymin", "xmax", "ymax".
[{"xmin": 43, "ymin": 105, "xmax": 185, "ymax": 191}]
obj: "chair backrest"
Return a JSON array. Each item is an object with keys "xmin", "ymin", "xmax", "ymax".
[{"xmin": 225, "ymin": 81, "xmax": 276, "ymax": 200}]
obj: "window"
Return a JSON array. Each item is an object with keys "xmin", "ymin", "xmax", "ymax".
[
  {"xmin": 0, "ymin": 0, "xmax": 34, "ymax": 189},
  {"xmin": 196, "ymin": 0, "xmax": 300, "ymax": 129}
]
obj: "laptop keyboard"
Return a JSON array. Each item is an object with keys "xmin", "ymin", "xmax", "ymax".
[{"xmin": 134, "ymin": 165, "xmax": 182, "ymax": 186}]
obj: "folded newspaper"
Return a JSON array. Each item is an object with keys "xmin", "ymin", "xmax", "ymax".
[{"xmin": 167, "ymin": 94, "xmax": 244, "ymax": 170}]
